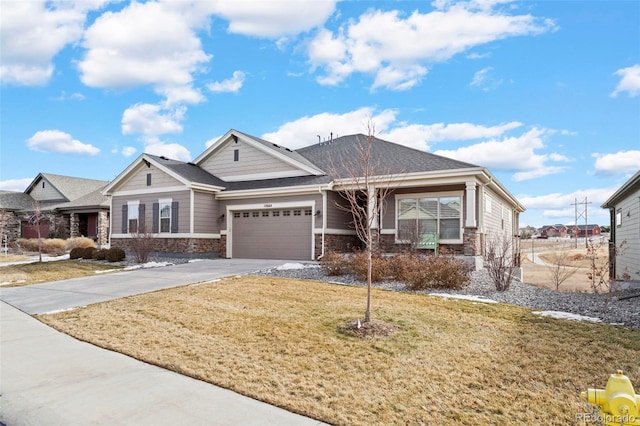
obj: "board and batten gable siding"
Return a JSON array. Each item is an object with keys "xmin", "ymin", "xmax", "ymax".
[
  {"xmin": 613, "ymin": 186, "xmax": 640, "ymax": 280},
  {"xmin": 193, "ymin": 190, "xmax": 219, "ymax": 234},
  {"xmin": 28, "ymin": 178, "xmax": 66, "ymax": 202},
  {"xmin": 199, "ymin": 139, "xmax": 300, "ymax": 180},
  {"xmin": 112, "ymin": 191, "xmax": 190, "ymax": 235},
  {"xmin": 116, "ymin": 162, "xmax": 182, "ymax": 192},
  {"xmin": 219, "ymin": 193, "xmax": 323, "ymax": 231}
]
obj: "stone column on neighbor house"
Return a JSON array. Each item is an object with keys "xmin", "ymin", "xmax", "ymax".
[
  {"xmin": 97, "ymin": 211, "xmax": 109, "ymax": 247},
  {"xmin": 69, "ymin": 213, "xmax": 80, "ymax": 238},
  {"xmin": 463, "ymin": 227, "xmax": 480, "ymax": 256}
]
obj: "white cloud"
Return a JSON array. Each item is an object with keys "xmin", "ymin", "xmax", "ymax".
[
  {"xmin": 144, "ymin": 140, "xmax": 191, "ymax": 162},
  {"xmin": 26, "ymin": 130, "xmax": 100, "ymax": 155},
  {"xmin": 308, "ymin": 4, "xmax": 555, "ymax": 90},
  {"xmin": 0, "ymin": 1, "xmax": 104, "ymax": 86},
  {"xmin": 379, "ymin": 121, "xmax": 521, "ymax": 151},
  {"xmin": 78, "ymin": 1, "xmax": 210, "ymax": 104},
  {"xmin": 51, "ymin": 91, "xmax": 86, "ymax": 102},
  {"xmin": 209, "ymin": 1, "xmax": 337, "ymax": 37},
  {"xmin": 434, "ymin": 127, "xmax": 571, "ymax": 179},
  {"xmin": 207, "ymin": 71, "xmax": 246, "ymax": 93},
  {"xmin": 121, "ymin": 103, "xmax": 186, "ymax": 137},
  {"xmin": 611, "ymin": 64, "xmax": 640, "ymax": 97},
  {"xmin": 518, "ymin": 187, "xmax": 617, "ymax": 225},
  {"xmin": 592, "ymin": 150, "xmax": 640, "ymax": 175},
  {"xmin": 470, "ymin": 66, "xmax": 502, "ymax": 91},
  {"xmin": 121, "ymin": 146, "xmax": 137, "ymax": 157},
  {"xmin": 262, "ymin": 107, "xmax": 398, "ymax": 148},
  {"xmin": 0, "ymin": 178, "xmax": 33, "ymax": 192}
]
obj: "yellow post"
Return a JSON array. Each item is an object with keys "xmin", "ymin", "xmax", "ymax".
[{"xmin": 581, "ymin": 370, "xmax": 640, "ymax": 426}]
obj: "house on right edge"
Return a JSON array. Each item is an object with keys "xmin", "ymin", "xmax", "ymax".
[{"xmin": 601, "ymin": 170, "xmax": 640, "ymax": 283}]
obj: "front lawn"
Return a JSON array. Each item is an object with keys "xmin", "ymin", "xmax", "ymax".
[
  {"xmin": 0, "ymin": 260, "xmax": 124, "ymax": 287},
  {"xmin": 39, "ymin": 276, "xmax": 640, "ymax": 425}
]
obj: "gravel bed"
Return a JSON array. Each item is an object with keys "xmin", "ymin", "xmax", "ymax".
[{"xmin": 253, "ymin": 263, "xmax": 640, "ymax": 329}]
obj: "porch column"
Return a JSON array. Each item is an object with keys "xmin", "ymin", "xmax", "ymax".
[
  {"xmin": 465, "ymin": 181, "xmax": 477, "ymax": 228},
  {"xmin": 70, "ymin": 213, "xmax": 80, "ymax": 238}
]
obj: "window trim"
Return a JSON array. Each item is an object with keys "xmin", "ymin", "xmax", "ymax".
[
  {"xmin": 158, "ymin": 198, "xmax": 172, "ymax": 233},
  {"xmin": 127, "ymin": 200, "xmax": 140, "ymax": 234},
  {"xmin": 395, "ymin": 191, "xmax": 464, "ymax": 244}
]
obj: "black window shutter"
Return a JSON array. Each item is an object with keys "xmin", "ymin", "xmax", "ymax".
[
  {"xmin": 152, "ymin": 203, "xmax": 159, "ymax": 233},
  {"xmin": 139, "ymin": 204, "xmax": 146, "ymax": 232},
  {"xmin": 171, "ymin": 201, "xmax": 179, "ymax": 233},
  {"xmin": 121, "ymin": 204, "xmax": 128, "ymax": 233}
]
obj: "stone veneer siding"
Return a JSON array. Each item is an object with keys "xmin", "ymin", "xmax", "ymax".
[
  {"xmin": 315, "ymin": 234, "xmax": 361, "ymax": 257},
  {"xmin": 111, "ymin": 237, "xmax": 220, "ymax": 258}
]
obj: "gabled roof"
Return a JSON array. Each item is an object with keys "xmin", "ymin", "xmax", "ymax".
[
  {"xmin": 103, "ymin": 153, "xmax": 226, "ymax": 195},
  {"xmin": 25, "ymin": 173, "xmax": 109, "ymax": 202},
  {"xmin": 194, "ymin": 129, "xmax": 325, "ymax": 176},
  {"xmin": 297, "ymin": 134, "xmax": 479, "ymax": 178},
  {"xmin": 0, "ymin": 191, "xmax": 34, "ymax": 211},
  {"xmin": 601, "ymin": 170, "xmax": 640, "ymax": 208},
  {"xmin": 54, "ymin": 186, "xmax": 110, "ymax": 211}
]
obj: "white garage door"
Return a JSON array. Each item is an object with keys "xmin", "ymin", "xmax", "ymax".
[{"xmin": 231, "ymin": 208, "xmax": 313, "ymax": 260}]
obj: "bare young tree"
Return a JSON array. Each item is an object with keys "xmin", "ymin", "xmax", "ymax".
[
  {"xmin": 484, "ymin": 232, "xmax": 519, "ymax": 292},
  {"xmin": 545, "ymin": 246, "xmax": 578, "ymax": 291},
  {"xmin": 330, "ymin": 122, "xmax": 398, "ymax": 322},
  {"xmin": 28, "ymin": 200, "xmax": 45, "ymax": 262}
]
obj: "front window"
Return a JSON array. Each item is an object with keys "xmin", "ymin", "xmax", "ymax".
[
  {"xmin": 159, "ymin": 201, "xmax": 171, "ymax": 233},
  {"xmin": 397, "ymin": 195, "xmax": 461, "ymax": 241},
  {"xmin": 128, "ymin": 202, "xmax": 139, "ymax": 233}
]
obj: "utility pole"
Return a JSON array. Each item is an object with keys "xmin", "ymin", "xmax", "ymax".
[{"xmin": 571, "ymin": 197, "xmax": 592, "ymax": 248}]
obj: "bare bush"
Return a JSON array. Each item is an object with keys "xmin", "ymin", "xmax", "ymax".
[
  {"xmin": 350, "ymin": 251, "xmax": 389, "ymax": 282},
  {"xmin": 42, "ymin": 238, "xmax": 67, "ymax": 256},
  {"xmin": 130, "ymin": 228, "xmax": 155, "ymax": 264},
  {"xmin": 484, "ymin": 233, "xmax": 519, "ymax": 292},
  {"xmin": 320, "ymin": 251, "xmax": 349, "ymax": 276},
  {"xmin": 396, "ymin": 253, "xmax": 472, "ymax": 291}
]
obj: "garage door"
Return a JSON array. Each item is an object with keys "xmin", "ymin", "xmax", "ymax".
[
  {"xmin": 21, "ymin": 220, "xmax": 50, "ymax": 239},
  {"xmin": 232, "ymin": 208, "xmax": 313, "ymax": 260}
]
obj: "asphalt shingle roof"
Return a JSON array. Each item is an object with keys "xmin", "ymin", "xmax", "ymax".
[
  {"xmin": 296, "ymin": 134, "xmax": 479, "ymax": 179},
  {"xmin": 32, "ymin": 173, "xmax": 109, "ymax": 201},
  {"xmin": 146, "ymin": 154, "xmax": 228, "ymax": 188},
  {"xmin": 0, "ymin": 191, "xmax": 35, "ymax": 211}
]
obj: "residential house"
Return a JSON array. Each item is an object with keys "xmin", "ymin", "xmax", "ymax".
[
  {"xmin": 601, "ymin": 170, "xmax": 640, "ymax": 282},
  {"xmin": 538, "ymin": 224, "xmax": 568, "ymax": 238},
  {"xmin": 569, "ymin": 224, "xmax": 602, "ymax": 238},
  {"xmin": 0, "ymin": 173, "xmax": 110, "ymax": 246},
  {"xmin": 103, "ymin": 130, "xmax": 525, "ymax": 267}
]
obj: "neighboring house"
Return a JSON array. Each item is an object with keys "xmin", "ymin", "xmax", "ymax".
[
  {"xmin": 104, "ymin": 130, "xmax": 525, "ymax": 267},
  {"xmin": 569, "ymin": 224, "xmax": 602, "ymax": 238},
  {"xmin": 601, "ymin": 170, "xmax": 640, "ymax": 282},
  {"xmin": 538, "ymin": 224, "xmax": 568, "ymax": 238},
  {"xmin": 0, "ymin": 173, "xmax": 110, "ymax": 246}
]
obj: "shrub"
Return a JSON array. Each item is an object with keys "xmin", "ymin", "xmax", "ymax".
[
  {"xmin": 106, "ymin": 247, "xmax": 126, "ymax": 262},
  {"xmin": 42, "ymin": 238, "xmax": 66, "ymax": 255},
  {"xmin": 93, "ymin": 248, "xmax": 109, "ymax": 261},
  {"xmin": 320, "ymin": 251, "xmax": 349, "ymax": 276},
  {"xmin": 66, "ymin": 237, "xmax": 96, "ymax": 250},
  {"xmin": 349, "ymin": 251, "xmax": 389, "ymax": 282},
  {"xmin": 399, "ymin": 253, "xmax": 472, "ymax": 291},
  {"xmin": 130, "ymin": 229, "xmax": 154, "ymax": 263},
  {"xmin": 69, "ymin": 246, "xmax": 96, "ymax": 260}
]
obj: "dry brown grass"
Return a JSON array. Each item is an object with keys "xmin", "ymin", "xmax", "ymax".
[
  {"xmin": 39, "ymin": 276, "xmax": 640, "ymax": 426},
  {"xmin": 0, "ymin": 255, "xmax": 32, "ymax": 263},
  {"xmin": 0, "ymin": 260, "xmax": 124, "ymax": 287},
  {"xmin": 521, "ymin": 244, "xmax": 609, "ymax": 292}
]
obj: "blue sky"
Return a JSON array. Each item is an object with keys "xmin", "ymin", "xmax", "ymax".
[{"xmin": 1, "ymin": 0, "xmax": 638, "ymax": 228}]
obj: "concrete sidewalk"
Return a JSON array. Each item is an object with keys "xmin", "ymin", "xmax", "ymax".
[{"xmin": 0, "ymin": 258, "xmax": 326, "ymax": 425}]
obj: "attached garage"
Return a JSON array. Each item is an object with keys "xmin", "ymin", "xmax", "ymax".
[{"xmin": 231, "ymin": 208, "xmax": 313, "ymax": 260}]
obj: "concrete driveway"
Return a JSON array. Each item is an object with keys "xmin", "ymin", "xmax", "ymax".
[
  {"xmin": 0, "ymin": 258, "xmax": 326, "ymax": 426},
  {"xmin": 0, "ymin": 258, "xmax": 290, "ymax": 314}
]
